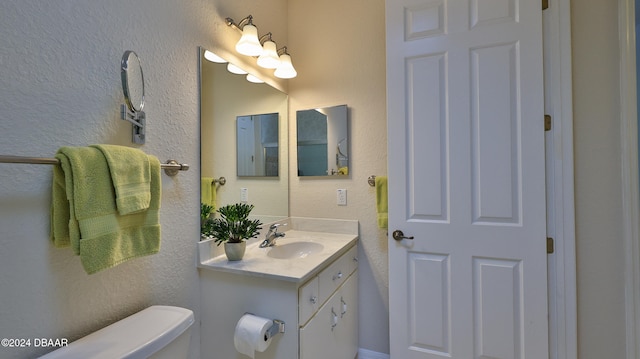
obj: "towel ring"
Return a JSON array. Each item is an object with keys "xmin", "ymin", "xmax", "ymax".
[{"xmin": 368, "ymin": 175, "xmax": 376, "ymax": 187}]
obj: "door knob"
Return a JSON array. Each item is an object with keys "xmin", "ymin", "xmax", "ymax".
[{"xmin": 392, "ymin": 230, "xmax": 414, "ymax": 241}]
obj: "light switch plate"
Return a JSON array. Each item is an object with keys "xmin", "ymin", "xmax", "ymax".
[
  {"xmin": 240, "ymin": 188, "xmax": 249, "ymax": 202},
  {"xmin": 337, "ymin": 189, "xmax": 347, "ymax": 206}
]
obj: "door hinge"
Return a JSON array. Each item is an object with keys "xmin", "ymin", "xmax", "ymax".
[
  {"xmin": 542, "ymin": 0, "xmax": 549, "ymax": 10},
  {"xmin": 547, "ymin": 237, "xmax": 555, "ymax": 254},
  {"xmin": 544, "ymin": 114, "xmax": 552, "ymax": 131}
]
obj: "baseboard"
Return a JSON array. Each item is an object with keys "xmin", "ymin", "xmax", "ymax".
[{"xmin": 358, "ymin": 348, "xmax": 390, "ymax": 359}]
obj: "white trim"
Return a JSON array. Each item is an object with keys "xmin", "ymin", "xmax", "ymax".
[
  {"xmin": 358, "ymin": 348, "xmax": 390, "ymax": 359},
  {"xmin": 619, "ymin": 0, "xmax": 640, "ymax": 358},
  {"xmin": 544, "ymin": 1, "xmax": 577, "ymax": 358}
]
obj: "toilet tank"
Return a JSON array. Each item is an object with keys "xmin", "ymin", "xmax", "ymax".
[{"xmin": 38, "ymin": 305, "xmax": 194, "ymax": 359}]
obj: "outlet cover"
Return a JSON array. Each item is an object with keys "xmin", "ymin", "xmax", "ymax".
[{"xmin": 240, "ymin": 188, "xmax": 249, "ymax": 202}]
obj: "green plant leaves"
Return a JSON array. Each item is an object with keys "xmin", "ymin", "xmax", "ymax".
[{"xmin": 208, "ymin": 203, "xmax": 263, "ymax": 245}]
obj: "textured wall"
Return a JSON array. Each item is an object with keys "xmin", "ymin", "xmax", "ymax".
[
  {"xmin": 571, "ymin": 1, "xmax": 628, "ymax": 358},
  {"xmin": 287, "ymin": 0, "xmax": 389, "ymax": 353},
  {"xmin": 0, "ymin": 1, "xmax": 203, "ymax": 357},
  {"xmin": 0, "ymin": 1, "xmax": 288, "ymax": 358}
]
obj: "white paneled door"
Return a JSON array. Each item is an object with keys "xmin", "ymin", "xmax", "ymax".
[{"xmin": 386, "ymin": 0, "xmax": 548, "ymax": 358}]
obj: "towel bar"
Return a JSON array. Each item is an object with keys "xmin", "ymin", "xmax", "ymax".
[
  {"xmin": 212, "ymin": 177, "xmax": 226, "ymax": 186},
  {"xmin": 0, "ymin": 155, "xmax": 189, "ymax": 177}
]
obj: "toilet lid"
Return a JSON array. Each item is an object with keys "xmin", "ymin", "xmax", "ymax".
[{"xmin": 38, "ymin": 306, "xmax": 194, "ymax": 359}]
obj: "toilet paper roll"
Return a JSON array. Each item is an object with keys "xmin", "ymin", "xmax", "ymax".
[{"xmin": 233, "ymin": 314, "xmax": 273, "ymax": 358}]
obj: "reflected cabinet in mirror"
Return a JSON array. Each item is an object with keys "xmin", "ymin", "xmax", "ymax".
[
  {"xmin": 296, "ymin": 105, "xmax": 349, "ymax": 176},
  {"xmin": 200, "ymin": 47, "xmax": 288, "ymax": 222}
]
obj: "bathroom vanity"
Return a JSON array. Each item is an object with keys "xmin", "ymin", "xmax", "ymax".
[{"xmin": 198, "ymin": 218, "xmax": 358, "ymax": 359}]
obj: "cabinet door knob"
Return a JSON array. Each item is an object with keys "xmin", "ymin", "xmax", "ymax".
[
  {"xmin": 341, "ymin": 297, "xmax": 347, "ymax": 317},
  {"xmin": 333, "ymin": 271, "xmax": 343, "ymax": 281},
  {"xmin": 310, "ymin": 296, "xmax": 317, "ymax": 304}
]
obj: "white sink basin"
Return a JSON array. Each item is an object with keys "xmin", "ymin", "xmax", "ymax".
[
  {"xmin": 199, "ymin": 224, "xmax": 358, "ymax": 282},
  {"xmin": 267, "ymin": 241, "xmax": 325, "ymax": 259}
]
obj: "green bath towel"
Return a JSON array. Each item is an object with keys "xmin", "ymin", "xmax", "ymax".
[
  {"xmin": 375, "ymin": 176, "xmax": 388, "ymax": 229},
  {"xmin": 50, "ymin": 146, "xmax": 161, "ymax": 274},
  {"xmin": 91, "ymin": 144, "xmax": 151, "ymax": 215},
  {"xmin": 201, "ymin": 177, "xmax": 216, "ymax": 208}
]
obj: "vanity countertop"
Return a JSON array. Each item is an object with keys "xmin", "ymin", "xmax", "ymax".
[{"xmin": 197, "ymin": 218, "xmax": 358, "ymax": 284}]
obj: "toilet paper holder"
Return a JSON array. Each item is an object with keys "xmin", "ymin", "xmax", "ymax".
[
  {"xmin": 244, "ymin": 312, "xmax": 285, "ymax": 341},
  {"xmin": 265, "ymin": 319, "xmax": 285, "ymax": 340}
]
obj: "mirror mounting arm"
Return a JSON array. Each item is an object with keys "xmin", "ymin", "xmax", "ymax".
[
  {"xmin": 120, "ymin": 104, "xmax": 146, "ymax": 144},
  {"xmin": 120, "ymin": 50, "xmax": 146, "ymax": 145}
]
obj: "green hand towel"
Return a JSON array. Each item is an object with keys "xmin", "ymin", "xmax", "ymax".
[
  {"xmin": 51, "ymin": 146, "xmax": 161, "ymax": 274},
  {"xmin": 91, "ymin": 144, "xmax": 150, "ymax": 215},
  {"xmin": 375, "ymin": 176, "xmax": 388, "ymax": 229},
  {"xmin": 201, "ymin": 177, "xmax": 216, "ymax": 208}
]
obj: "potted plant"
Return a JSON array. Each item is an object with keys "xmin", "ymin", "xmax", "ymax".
[
  {"xmin": 201, "ymin": 203, "xmax": 215, "ymax": 239},
  {"xmin": 207, "ymin": 203, "xmax": 262, "ymax": 261}
]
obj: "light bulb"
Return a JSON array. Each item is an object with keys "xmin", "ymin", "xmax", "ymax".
[
  {"xmin": 274, "ymin": 54, "xmax": 297, "ymax": 79},
  {"xmin": 227, "ymin": 63, "xmax": 247, "ymax": 75},
  {"xmin": 235, "ymin": 24, "xmax": 263, "ymax": 57},
  {"xmin": 246, "ymin": 74, "xmax": 264, "ymax": 83},
  {"xmin": 257, "ymin": 40, "xmax": 281, "ymax": 69},
  {"xmin": 203, "ymin": 50, "xmax": 227, "ymax": 63}
]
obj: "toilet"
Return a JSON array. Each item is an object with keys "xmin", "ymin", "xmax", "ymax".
[{"xmin": 38, "ymin": 305, "xmax": 194, "ymax": 359}]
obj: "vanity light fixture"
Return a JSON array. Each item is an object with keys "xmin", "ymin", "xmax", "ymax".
[
  {"xmin": 226, "ymin": 15, "xmax": 297, "ymax": 79},
  {"xmin": 226, "ymin": 16, "xmax": 263, "ymax": 57},
  {"xmin": 274, "ymin": 47, "xmax": 297, "ymax": 79},
  {"xmin": 204, "ymin": 50, "xmax": 227, "ymax": 63},
  {"xmin": 257, "ymin": 33, "xmax": 281, "ymax": 69}
]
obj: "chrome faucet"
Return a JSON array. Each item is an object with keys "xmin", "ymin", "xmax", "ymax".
[{"xmin": 260, "ymin": 223, "xmax": 287, "ymax": 248}]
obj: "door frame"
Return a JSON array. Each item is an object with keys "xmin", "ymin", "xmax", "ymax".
[
  {"xmin": 544, "ymin": 0, "xmax": 577, "ymax": 358},
  {"xmin": 618, "ymin": 0, "xmax": 640, "ymax": 358}
]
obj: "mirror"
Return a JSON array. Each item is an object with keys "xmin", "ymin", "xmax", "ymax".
[
  {"xmin": 200, "ymin": 47, "xmax": 288, "ymax": 222},
  {"xmin": 120, "ymin": 50, "xmax": 146, "ymax": 144},
  {"xmin": 121, "ymin": 50, "xmax": 145, "ymax": 112},
  {"xmin": 296, "ymin": 105, "xmax": 349, "ymax": 176},
  {"xmin": 237, "ymin": 113, "xmax": 279, "ymax": 177}
]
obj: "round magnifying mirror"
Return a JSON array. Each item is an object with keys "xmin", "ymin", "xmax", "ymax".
[{"xmin": 121, "ymin": 51, "xmax": 145, "ymax": 112}]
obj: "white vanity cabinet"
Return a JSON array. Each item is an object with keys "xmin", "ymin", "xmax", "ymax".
[
  {"xmin": 198, "ymin": 221, "xmax": 359, "ymax": 359},
  {"xmin": 299, "ymin": 245, "xmax": 358, "ymax": 359}
]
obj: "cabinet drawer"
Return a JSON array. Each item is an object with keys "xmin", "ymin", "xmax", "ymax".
[
  {"xmin": 318, "ymin": 245, "xmax": 358, "ymax": 305},
  {"xmin": 298, "ymin": 276, "xmax": 319, "ymax": 326}
]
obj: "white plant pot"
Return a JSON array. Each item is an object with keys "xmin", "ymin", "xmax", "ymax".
[{"xmin": 224, "ymin": 241, "xmax": 246, "ymax": 261}]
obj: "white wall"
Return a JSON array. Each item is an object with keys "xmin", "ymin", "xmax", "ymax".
[
  {"xmin": 571, "ymin": 1, "xmax": 628, "ymax": 357},
  {"xmin": 0, "ymin": 1, "xmax": 203, "ymax": 357},
  {"xmin": 287, "ymin": 0, "xmax": 389, "ymax": 353},
  {"xmin": 0, "ymin": 1, "xmax": 285, "ymax": 358}
]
